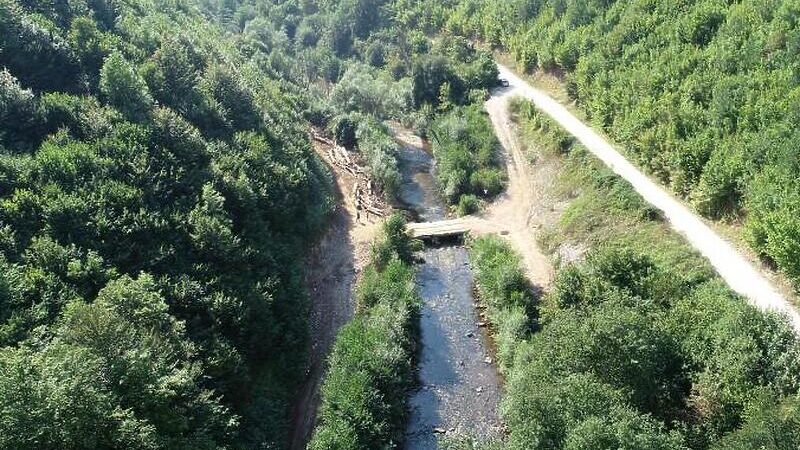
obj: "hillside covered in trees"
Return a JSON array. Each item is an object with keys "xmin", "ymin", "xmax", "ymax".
[
  {"xmin": 0, "ymin": 0, "xmax": 337, "ymax": 447},
  {"xmin": 5, "ymin": 0, "xmax": 800, "ymax": 449},
  {"xmin": 0, "ymin": 0, "xmax": 501, "ymax": 448},
  {"xmin": 439, "ymin": 0, "xmax": 800, "ymax": 289}
]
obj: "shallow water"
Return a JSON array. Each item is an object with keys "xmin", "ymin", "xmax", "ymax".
[
  {"xmin": 397, "ymin": 141, "xmax": 502, "ymax": 449},
  {"xmin": 397, "ymin": 143, "xmax": 445, "ymax": 222}
]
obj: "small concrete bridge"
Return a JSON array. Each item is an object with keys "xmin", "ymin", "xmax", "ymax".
[{"xmin": 407, "ymin": 218, "xmax": 475, "ymax": 241}]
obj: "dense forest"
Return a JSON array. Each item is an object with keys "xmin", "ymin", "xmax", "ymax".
[
  {"xmin": 496, "ymin": 99, "xmax": 800, "ymax": 450},
  {"xmin": 0, "ymin": 0, "xmax": 338, "ymax": 447}
]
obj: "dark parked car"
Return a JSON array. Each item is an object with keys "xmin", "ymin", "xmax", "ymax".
[{"xmin": 499, "ymin": 78, "xmax": 510, "ymax": 87}]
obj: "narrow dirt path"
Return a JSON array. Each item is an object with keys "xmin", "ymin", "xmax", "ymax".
[
  {"xmin": 477, "ymin": 87, "xmax": 555, "ymax": 288},
  {"xmin": 494, "ymin": 63, "xmax": 800, "ymax": 330}
]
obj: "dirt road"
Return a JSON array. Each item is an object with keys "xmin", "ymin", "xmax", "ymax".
[
  {"xmin": 494, "ymin": 63, "xmax": 800, "ymax": 330},
  {"xmin": 477, "ymin": 85, "xmax": 556, "ymax": 288}
]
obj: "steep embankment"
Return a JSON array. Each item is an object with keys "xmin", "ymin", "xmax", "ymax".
[{"xmin": 493, "ymin": 63, "xmax": 800, "ymax": 330}]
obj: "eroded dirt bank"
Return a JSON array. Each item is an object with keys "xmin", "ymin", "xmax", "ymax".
[{"xmin": 288, "ymin": 136, "xmax": 386, "ymax": 450}]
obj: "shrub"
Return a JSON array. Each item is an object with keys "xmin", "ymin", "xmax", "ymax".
[
  {"xmin": 744, "ymin": 154, "xmax": 800, "ymax": 283},
  {"xmin": 456, "ymin": 194, "xmax": 480, "ymax": 216},
  {"xmin": 469, "ymin": 235, "xmax": 536, "ymax": 371},
  {"xmin": 0, "ymin": 70, "xmax": 43, "ymax": 151},
  {"xmin": 329, "ymin": 63, "xmax": 412, "ymax": 118},
  {"xmin": 331, "ymin": 114, "xmax": 358, "ymax": 149},
  {"xmin": 429, "ymin": 105, "xmax": 505, "ymax": 203},
  {"xmin": 99, "ymin": 52, "xmax": 153, "ymax": 122},
  {"xmin": 510, "ymin": 98, "xmax": 575, "ymax": 155},
  {"xmin": 355, "ymin": 116, "xmax": 401, "ymax": 197}
]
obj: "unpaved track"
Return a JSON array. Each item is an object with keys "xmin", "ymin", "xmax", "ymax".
[
  {"xmin": 478, "ymin": 87, "xmax": 555, "ymax": 288},
  {"xmin": 494, "ymin": 63, "xmax": 800, "ymax": 330}
]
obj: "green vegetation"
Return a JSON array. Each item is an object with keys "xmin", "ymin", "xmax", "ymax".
[
  {"xmin": 440, "ymin": 0, "xmax": 800, "ymax": 290},
  {"xmin": 8, "ymin": 0, "xmax": 799, "ymax": 448},
  {"xmin": 469, "ymin": 235, "xmax": 536, "ymax": 373},
  {"xmin": 510, "ymin": 100, "xmax": 575, "ymax": 157},
  {"xmin": 430, "ymin": 105, "xmax": 505, "ymax": 205},
  {"xmin": 484, "ymin": 97, "xmax": 800, "ymax": 450},
  {"xmin": 329, "ymin": 112, "xmax": 402, "ymax": 197},
  {"xmin": 0, "ymin": 0, "xmax": 339, "ymax": 447},
  {"xmin": 502, "ymin": 245, "xmax": 800, "ymax": 450},
  {"xmin": 456, "ymin": 193, "xmax": 481, "ymax": 216},
  {"xmin": 240, "ymin": 3, "xmax": 500, "ymax": 204},
  {"xmin": 0, "ymin": 0, "xmax": 504, "ymax": 446},
  {"xmin": 329, "ymin": 63, "xmax": 412, "ymax": 119},
  {"xmin": 310, "ymin": 215, "xmax": 421, "ymax": 449}
]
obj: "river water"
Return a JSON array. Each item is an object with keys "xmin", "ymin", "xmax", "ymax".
[{"xmin": 397, "ymin": 140, "xmax": 503, "ymax": 448}]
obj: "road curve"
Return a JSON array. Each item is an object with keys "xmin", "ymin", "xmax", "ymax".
[{"xmin": 495, "ymin": 63, "xmax": 800, "ymax": 331}]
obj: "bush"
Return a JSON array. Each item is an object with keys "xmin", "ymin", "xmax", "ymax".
[
  {"xmin": 712, "ymin": 394, "xmax": 800, "ymax": 450},
  {"xmin": 355, "ymin": 116, "xmax": 401, "ymax": 197},
  {"xmin": 99, "ymin": 52, "xmax": 153, "ymax": 122},
  {"xmin": 429, "ymin": 105, "xmax": 506, "ymax": 203},
  {"xmin": 0, "ymin": 70, "xmax": 43, "ymax": 151},
  {"xmin": 510, "ymin": 98, "xmax": 575, "ymax": 155},
  {"xmin": 329, "ymin": 63, "xmax": 412, "ymax": 118},
  {"xmin": 469, "ymin": 235, "xmax": 536, "ymax": 372},
  {"xmin": 525, "ymin": 242, "xmax": 800, "ymax": 448},
  {"xmin": 503, "ymin": 371, "xmax": 683, "ymax": 450},
  {"xmin": 469, "ymin": 168, "xmax": 505, "ymax": 197},
  {"xmin": 331, "ymin": 114, "xmax": 358, "ymax": 149},
  {"xmin": 456, "ymin": 194, "xmax": 480, "ymax": 216}
]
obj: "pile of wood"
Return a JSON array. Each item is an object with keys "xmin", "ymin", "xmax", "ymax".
[{"xmin": 310, "ymin": 129, "xmax": 387, "ymax": 221}]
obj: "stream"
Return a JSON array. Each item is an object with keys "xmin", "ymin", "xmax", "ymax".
[{"xmin": 397, "ymin": 139, "xmax": 503, "ymax": 448}]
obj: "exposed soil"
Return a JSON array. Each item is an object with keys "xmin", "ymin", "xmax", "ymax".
[
  {"xmin": 478, "ymin": 87, "xmax": 556, "ymax": 288},
  {"xmin": 288, "ymin": 134, "xmax": 388, "ymax": 450}
]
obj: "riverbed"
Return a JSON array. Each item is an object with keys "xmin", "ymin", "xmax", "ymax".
[{"xmin": 397, "ymin": 137, "xmax": 503, "ymax": 448}]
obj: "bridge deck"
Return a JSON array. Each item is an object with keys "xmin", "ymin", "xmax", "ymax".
[{"xmin": 407, "ymin": 218, "xmax": 471, "ymax": 239}]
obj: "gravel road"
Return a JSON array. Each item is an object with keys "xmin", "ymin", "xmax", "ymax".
[{"xmin": 494, "ymin": 63, "xmax": 800, "ymax": 330}]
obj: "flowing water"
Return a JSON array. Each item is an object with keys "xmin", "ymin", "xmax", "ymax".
[{"xmin": 397, "ymin": 140, "xmax": 503, "ymax": 448}]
